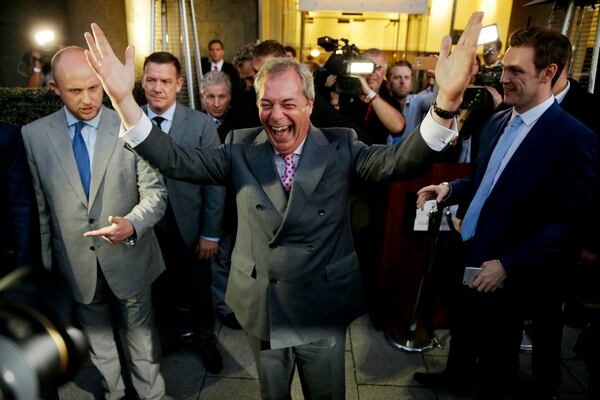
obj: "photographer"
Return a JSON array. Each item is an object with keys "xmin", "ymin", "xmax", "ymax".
[{"xmin": 337, "ymin": 48, "xmax": 405, "ymax": 145}]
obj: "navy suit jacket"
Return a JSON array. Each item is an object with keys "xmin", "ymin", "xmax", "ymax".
[
  {"xmin": 1, "ymin": 121, "xmax": 39, "ymax": 270},
  {"xmin": 447, "ymin": 101, "xmax": 597, "ymax": 290}
]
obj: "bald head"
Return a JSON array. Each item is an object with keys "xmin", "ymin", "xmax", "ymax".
[{"xmin": 50, "ymin": 46, "xmax": 104, "ymax": 121}]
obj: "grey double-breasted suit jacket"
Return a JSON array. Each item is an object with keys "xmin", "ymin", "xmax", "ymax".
[
  {"xmin": 22, "ymin": 106, "xmax": 167, "ymax": 304},
  {"xmin": 134, "ymin": 123, "xmax": 438, "ymax": 348}
]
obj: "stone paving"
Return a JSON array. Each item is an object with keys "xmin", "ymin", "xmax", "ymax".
[{"xmin": 58, "ymin": 315, "xmax": 590, "ymax": 399}]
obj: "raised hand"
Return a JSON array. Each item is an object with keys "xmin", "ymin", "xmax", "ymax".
[
  {"xmin": 84, "ymin": 23, "xmax": 141, "ymax": 128},
  {"xmin": 434, "ymin": 12, "xmax": 483, "ymax": 112}
]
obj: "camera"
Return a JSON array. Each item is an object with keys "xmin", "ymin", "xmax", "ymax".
[
  {"xmin": 0, "ymin": 268, "xmax": 88, "ymax": 400},
  {"xmin": 461, "ymin": 65, "xmax": 503, "ymax": 110},
  {"xmin": 317, "ymin": 36, "xmax": 376, "ymax": 95}
]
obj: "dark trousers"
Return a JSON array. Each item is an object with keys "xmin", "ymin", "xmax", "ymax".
[
  {"xmin": 247, "ymin": 327, "xmax": 347, "ymax": 400},
  {"xmin": 154, "ymin": 226, "xmax": 216, "ymax": 345},
  {"xmin": 445, "ymin": 283, "xmax": 524, "ymax": 396}
]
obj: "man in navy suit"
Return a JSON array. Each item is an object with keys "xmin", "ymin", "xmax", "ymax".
[
  {"xmin": 415, "ymin": 26, "xmax": 598, "ymax": 400},
  {"xmin": 0, "ymin": 121, "xmax": 39, "ymax": 273}
]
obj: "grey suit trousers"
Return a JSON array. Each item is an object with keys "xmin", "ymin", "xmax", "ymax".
[
  {"xmin": 247, "ymin": 327, "xmax": 347, "ymax": 400},
  {"xmin": 75, "ymin": 266, "xmax": 165, "ymax": 400}
]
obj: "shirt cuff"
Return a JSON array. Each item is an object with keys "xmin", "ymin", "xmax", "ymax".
[
  {"xmin": 119, "ymin": 112, "xmax": 152, "ymax": 147},
  {"xmin": 201, "ymin": 236, "xmax": 220, "ymax": 242},
  {"xmin": 419, "ymin": 107, "xmax": 459, "ymax": 152}
]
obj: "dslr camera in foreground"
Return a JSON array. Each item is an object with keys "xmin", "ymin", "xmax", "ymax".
[{"xmin": 0, "ymin": 268, "xmax": 88, "ymax": 400}]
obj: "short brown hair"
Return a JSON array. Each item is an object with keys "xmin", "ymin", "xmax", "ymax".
[
  {"xmin": 143, "ymin": 52, "xmax": 181, "ymax": 76},
  {"xmin": 508, "ymin": 27, "xmax": 571, "ymax": 84},
  {"xmin": 253, "ymin": 40, "xmax": 286, "ymax": 59},
  {"xmin": 254, "ymin": 57, "xmax": 314, "ymax": 103}
]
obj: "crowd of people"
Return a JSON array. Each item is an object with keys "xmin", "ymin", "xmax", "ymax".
[{"xmin": 1, "ymin": 10, "xmax": 599, "ymax": 400}]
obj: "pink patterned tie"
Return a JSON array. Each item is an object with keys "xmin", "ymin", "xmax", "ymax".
[
  {"xmin": 213, "ymin": 64, "xmax": 218, "ymax": 71},
  {"xmin": 280, "ymin": 153, "xmax": 295, "ymax": 192}
]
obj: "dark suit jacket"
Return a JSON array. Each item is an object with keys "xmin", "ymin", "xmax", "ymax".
[
  {"xmin": 134, "ymin": 123, "xmax": 440, "ymax": 348},
  {"xmin": 201, "ymin": 58, "xmax": 243, "ymax": 99},
  {"xmin": 446, "ymin": 102, "xmax": 597, "ymax": 293},
  {"xmin": 1, "ymin": 121, "xmax": 39, "ymax": 270},
  {"xmin": 144, "ymin": 103, "xmax": 225, "ymax": 249},
  {"xmin": 560, "ymin": 79, "xmax": 600, "ymax": 253}
]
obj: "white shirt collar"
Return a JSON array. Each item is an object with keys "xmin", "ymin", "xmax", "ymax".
[
  {"xmin": 554, "ymin": 80, "xmax": 571, "ymax": 104},
  {"xmin": 211, "ymin": 59, "xmax": 224, "ymax": 71},
  {"xmin": 64, "ymin": 106, "xmax": 103, "ymax": 128},
  {"xmin": 147, "ymin": 102, "xmax": 177, "ymax": 122},
  {"xmin": 271, "ymin": 134, "xmax": 307, "ymax": 157},
  {"xmin": 511, "ymin": 95, "xmax": 556, "ymax": 127}
]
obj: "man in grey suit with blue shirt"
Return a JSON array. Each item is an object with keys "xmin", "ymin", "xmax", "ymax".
[
  {"xmin": 141, "ymin": 51, "xmax": 226, "ymax": 373},
  {"xmin": 84, "ymin": 12, "xmax": 484, "ymax": 399},
  {"xmin": 22, "ymin": 46, "xmax": 167, "ymax": 400}
]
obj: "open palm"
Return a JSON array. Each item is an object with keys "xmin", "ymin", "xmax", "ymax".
[
  {"xmin": 435, "ymin": 12, "xmax": 483, "ymax": 109},
  {"xmin": 84, "ymin": 23, "xmax": 135, "ymax": 105}
]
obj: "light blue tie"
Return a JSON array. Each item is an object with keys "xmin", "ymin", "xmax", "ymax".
[
  {"xmin": 72, "ymin": 121, "xmax": 91, "ymax": 198},
  {"xmin": 461, "ymin": 115, "xmax": 524, "ymax": 241}
]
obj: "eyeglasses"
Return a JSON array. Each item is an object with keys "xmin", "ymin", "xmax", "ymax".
[{"xmin": 373, "ymin": 64, "xmax": 384, "ymax": 71}]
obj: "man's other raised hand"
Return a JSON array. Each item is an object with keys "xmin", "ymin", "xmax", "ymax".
[
  {"xmin": 434, "ymin": 12, "xmax": 483, "ymax": 116},
  {"xmin": 84, "ymin": 23, "xmax": 141, "ymax": 128}
]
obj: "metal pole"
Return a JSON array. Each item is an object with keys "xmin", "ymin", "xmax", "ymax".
[
  {"xmin": 299, "ymin": 11, "xmax": 305, "ymax": 61},
  {"xmin": 180, "ymin": 0, "xmax": 195, "ymax": 109},
  {"xmin": 404, "ymin": 15, "xmax": 410, "ymax": 61},
  {"xmin": 161, "ymin": 0, "xmax": 168, "ymax": 52},
  {"xmin": 449, "ymin": 0, "xmax": 458, "ymax": 36},
  {"xmin": 258, "ymin": 0, "xmax": 263, "ymax": 42},
  {"xmin": 150, "ymin": 0, "xmax": 156, "ymax": 53},
  {"xmin": 189, "ymin": 0, "xmax": 203, "ymax": 87},
  {"xmin": 561, "ymin": 0, "xmax": 575, "ymax": 36},
  {"xmin": 589, "ymin": 6, "xmax": 600, "ymax": 93}
]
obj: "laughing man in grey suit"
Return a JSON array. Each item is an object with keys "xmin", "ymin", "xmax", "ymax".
[
  {"xmin": 21, "ymin": 47, "xmax": 167, "ymax": 400},
  {"xmin": 84, "ymin": 12, "xmax": 484, "ymax": 399},
  {"xmin": 141, "ymin": 51, "xmax": 226, "ymax": 373}
]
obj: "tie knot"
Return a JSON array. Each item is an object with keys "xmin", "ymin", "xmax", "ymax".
[
  {"xmin": 281, "ymin": 153, "xmax": 294, "ymax": 166},
  {"xmin": 511, "ymin": 115, "xmax": 523, "ymax": 128},
  {"xmin": 74, "ymin": 121, "xmax": 87, "ymax": 135},
  {"xmin": 152, "ymin": 116, "xmax": 166, "ymax": 129}
]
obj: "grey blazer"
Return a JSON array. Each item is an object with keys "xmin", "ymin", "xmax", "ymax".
[
  {"xmin": 134, "ymin": 123, "xmax": 439, "ymax": 348},
  {"xmin": 22, "ymin": 106, "xmax": 167, "ymax": 304},
  {"xmin": 143, "ymin": 103, "xmax": 225, "ymax": 248}
]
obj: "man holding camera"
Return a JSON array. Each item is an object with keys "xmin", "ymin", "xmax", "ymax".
[
  {"xmin": 415, "ymin": 27, "xmax": 597, "ymax": 400},
  {"xmin": 337, "ymin": 48, "xmax": 405, "ymax": 145}
]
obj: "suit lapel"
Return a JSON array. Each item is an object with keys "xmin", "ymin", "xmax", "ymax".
[
  {"xmin": 89, "ymin": 108, "xmax": 119, "ymax": 208},
  {"xmin": 244, "ymin": 130, "xmax": 288, "ymax": 216},
  {"xmin": 272, "ymin": 127, "xmax": 336, "ymax": 243},
  {"xmin": 46, "ymin": 111, "xmax": 88, "ymax": 207},
  {"xmin": 169, "ymin": 103, "xmax": 187, "ymax": 144},
  {"xmin": 491, "ymin": 102, "xmax": 559, "ymax": 194}
]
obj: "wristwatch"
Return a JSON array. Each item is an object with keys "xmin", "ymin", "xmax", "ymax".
[
  {"xmin": 124, "ymin": 232, "xmax": 137, "ymax": 247},
  {"xmin": 432, "ymin": 102, "xmax": 459, "ymax": 119}
]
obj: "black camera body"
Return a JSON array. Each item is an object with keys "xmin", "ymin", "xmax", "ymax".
[
  {"xmin": 0, "ymin": 268, "xmax": 88, "ymax": 400},
  {"xmin": 462, "ymin": 65, "xmax": 503, "ymax": 110},
  {"xmin": 318, "ymin": 36, "xmax": 366, "ymax": 95},
  {"xmin": 474, "ymin": 64, "xmax": 503, "ymax": 87}
]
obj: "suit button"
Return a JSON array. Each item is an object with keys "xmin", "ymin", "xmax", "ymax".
[
  {"xmin": 303, "ymin": 280, "xmax": 311, "ymax": 288},
  {"xmin": 89, "ymin": 246, "xmax": 95, "ymax": 251},
  {"xmin": 88, "ymin": 218, "xmax": 95, "ymax": 224},
  {"xmin": 305, "ymin": 245, "xmax": 315, "ymax": 253},
  {"xmin": 256, "ymin": 204, "xmax": 264, "ymax": 211},
  {"xmin": 269, "ymin": 278, "xmax": 278, "ymax": 285},
  {"xmin": 318, "ymin": 210, "xmax": 325, "ymax": 216}
]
